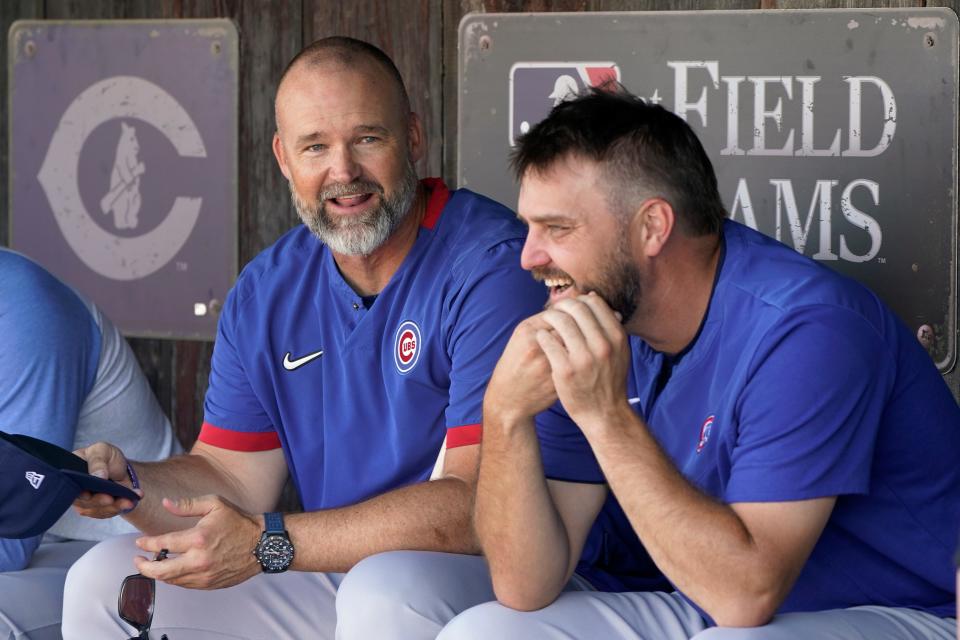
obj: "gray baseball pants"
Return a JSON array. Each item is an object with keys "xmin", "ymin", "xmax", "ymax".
[
  {"xmin": 61, "ymin": 537, "xmax": 956, "ymax": 639},
  {"xmin": 337, "ymin": 550, "xmax": 956, "ymax": 640},
  {"xmin": 0, "ymin": 537, "xmax": 96, "ymax": 640},
  {"xmin": 62, "ymin": 533, "xmax": 343, "ymax": 640}
]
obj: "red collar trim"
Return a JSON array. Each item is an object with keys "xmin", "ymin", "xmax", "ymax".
[{"xmin": 419, "ymin": 177, "xmax": 450, "ymax": 231}]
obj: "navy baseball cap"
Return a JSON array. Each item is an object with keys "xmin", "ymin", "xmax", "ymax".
[{"xmin": 0, "ymin": 431, "xmax": 140, "ymax": 538}]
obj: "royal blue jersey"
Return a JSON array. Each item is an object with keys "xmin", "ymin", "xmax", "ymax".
[
  {"xmin": 201, "ymin": 179, "xmax": 546, "ymax": 510},
  {"xmin": 538, "ymin": 220, "xmax": 960, "ymax": 619}
]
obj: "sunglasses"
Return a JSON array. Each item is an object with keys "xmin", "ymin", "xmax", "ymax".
[{"xmin": 118, "ymin": 549, "xmax": 169, "ymax": 640}]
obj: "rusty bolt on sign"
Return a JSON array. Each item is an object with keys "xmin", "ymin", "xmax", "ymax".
[
  {"xmin": 917, "ymin": 325, "xmax": 935, "ymax": 350},
  {"xmin": 479, "ymin": 35, "xmax": 492, "ymax": 51}
]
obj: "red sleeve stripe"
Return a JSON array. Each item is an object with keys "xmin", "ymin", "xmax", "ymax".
[
  {"xmin": 419, "ymin": 177, "xmax": 451, "ymax": 230},
  {"xmin": 446, "ymin": 423, "xmax": 482, "ymax": 449},
  {"xmin": 198, "ymin": 422, "xmax": 282, "ymax": 451}
]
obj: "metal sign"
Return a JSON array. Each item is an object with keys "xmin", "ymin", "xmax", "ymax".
[
  {"xmin": 459, "ymin": 9, "xmax": 959, "ymax": 372},
  {"xmin": 8, "ymin": 20, "xmax": 238, "ymax": 340}
]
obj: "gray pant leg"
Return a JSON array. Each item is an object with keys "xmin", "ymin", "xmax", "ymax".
[
  {"xmin": 692, "ymin": 606, "xmax": 956, "ymax": 640},
  {"xmin": 335, "ymin": 551, "xmax": 596, "ymax": 639},
  {"xmin": 439, "ymin": 591, "xmax": 708, "ymax": 640},
  {"xmin": 335, "ymin": 551, "xmax": 497, "ymax": 640},
  {"xmin": 0, "ymin": 538, "xmax": 95, "ymax": 640},
  {"xmin": 62, "ymin": 533, "xmax": 344, "ymax": 640}
]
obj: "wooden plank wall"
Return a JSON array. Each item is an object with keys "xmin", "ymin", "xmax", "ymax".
[{"xmin": 1, "ymin": 0, "xmax": 957, "ymax": 455}]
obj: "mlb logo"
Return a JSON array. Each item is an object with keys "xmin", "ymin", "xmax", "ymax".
[{"xmin": 509, "ymin": 62, "xmax": 621, "ymax": 146}]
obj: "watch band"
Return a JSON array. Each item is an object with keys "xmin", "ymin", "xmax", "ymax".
[
  {"xmin": 264, "ymin": 511, "xmax": 284, "ymax": 534},
  {"xmin": 118, "ymin": 462, "xmax": 141, "ymax": 515}
]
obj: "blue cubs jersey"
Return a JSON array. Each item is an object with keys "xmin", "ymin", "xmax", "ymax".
[
  {"xmin": 201, "ymin": 179, "xmax": 546, "ymax": 511},
  {"xmin": 538, "ymin": 220, "xmax": 960, "ymax": 619}
]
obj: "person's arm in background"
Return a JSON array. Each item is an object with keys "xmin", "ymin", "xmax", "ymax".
[
  {"xmin": 0, "ymin": 538, "xmax": 42, "ymax": 572},
  {"xmin": 0, "ymin": 252, "xmax": 101, "ymax": 571}
]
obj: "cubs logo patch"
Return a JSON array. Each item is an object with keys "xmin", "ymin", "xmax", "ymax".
[
  {"xmin": 394, "ymin": 320, "xmax": 422, "ymax": 374},
  {"xmin": 696, "ymin": 415, "xmax": 715, "ymax": 454}
]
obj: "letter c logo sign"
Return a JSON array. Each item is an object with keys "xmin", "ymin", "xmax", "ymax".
[{"xmin": 37, "ymin": 76, "xmax": 206, "ymax": 281}]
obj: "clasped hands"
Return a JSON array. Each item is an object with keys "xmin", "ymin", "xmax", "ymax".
[{"xmin": 487, "ymin": 292, "xmax": 632, "ymax": 432}]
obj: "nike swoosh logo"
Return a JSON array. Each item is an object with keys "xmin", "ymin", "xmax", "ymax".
[{"xmin": 282, "ymin": 350, "xmax": 324, "ymax": 371}]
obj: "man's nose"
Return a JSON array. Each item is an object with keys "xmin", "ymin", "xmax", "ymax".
[
  {"xmin": 520, "ymin": 233, "xmax": 550, "ymax": 271},
  {"xmin": 328, "ymin": 146, "xmax": 362, "ymax": 184}
]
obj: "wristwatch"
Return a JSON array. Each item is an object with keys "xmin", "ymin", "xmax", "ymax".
[{"xmin": 252, "ymin": 512, "xmax": 294, "ymax": 573}]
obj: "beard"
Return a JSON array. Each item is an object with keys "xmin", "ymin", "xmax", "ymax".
[
  {"xmin": 532, "ymin": 228, "xmax": 641, "ymax": 324},
  {"xmin": 598, "ymin": 244, "xmax": 641, "ymax": 324},
  {"xmin": 289, "ymin": 157, "xmax": 419, "ymax": 256}
]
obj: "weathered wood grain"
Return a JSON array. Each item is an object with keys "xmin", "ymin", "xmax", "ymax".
[
  {"xmin": 304, "ymin": 0, "xmax": 444, "ymax": 178},
  {"xmin": 761, "ymin": 0, "xmax": 921, "ymax": 8}
]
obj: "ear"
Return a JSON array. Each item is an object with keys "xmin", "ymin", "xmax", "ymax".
[
  {"xmin": 407, "ymin": 112, "xmax": 425, "ymax": 163},
  {"xmin": 634, "ymin": 198, "xmax": 675, "ymax": 258},
  {"xmin": 272, "ymin": 132, "xmax": 291, "ymax": 181}
]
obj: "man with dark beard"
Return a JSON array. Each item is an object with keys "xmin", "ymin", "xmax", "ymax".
[
  {"xmin": 339, "ymin": 88, "xmax": 959, "ymax": 640},
  {"xmin": 59, "ymin": 37, "xmax": 545, "ymax": 639}
]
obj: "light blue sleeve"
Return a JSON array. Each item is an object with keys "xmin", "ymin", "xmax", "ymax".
[
  {"xmin": 0, "ymin": 251, "xmax": 100, "ymax": 568},
  {"xmin": 0, "ymin": 536, "xmax": 42, "ymax": 572}
]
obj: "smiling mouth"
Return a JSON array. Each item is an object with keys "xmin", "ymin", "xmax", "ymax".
[
  {"xmin": 328, "ymin": 193, "xmax": 374, "ymax": 208},
  {"xmin": 543, "ymin": 276, "xmax": 574, "ymax": 297}
]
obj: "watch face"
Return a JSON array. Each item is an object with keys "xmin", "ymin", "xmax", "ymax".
[{"xmin": 256, "ymin": 534, "xmax": 294, "ymax": 573}]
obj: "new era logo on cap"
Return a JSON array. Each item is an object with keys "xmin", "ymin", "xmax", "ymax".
[
  {"xmin": 0, "ymin": 431, "xmax": 140, "ymax": 538},
  {"xmin": 25, "ymin": 471, "xmax": 44, "ymax": 489}
]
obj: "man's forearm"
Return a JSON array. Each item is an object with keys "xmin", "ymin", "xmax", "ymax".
[
  {"xmin": 125, "ymin": 454, "xmax": 245, "ymax": 535},
  {"xmin": 283, "ymin": 475, "xmax": 478, "ymax": 573},
  {"xmin": 585, "ymin": 408, "xmax": 791, "ymax": 625},
  {"xmin": 475, "ymin": 414, "xmax": 573, "ymax": 610}
]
